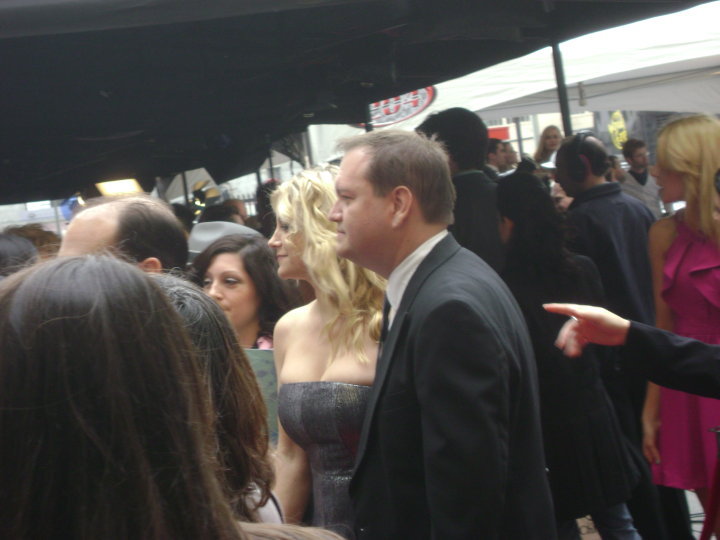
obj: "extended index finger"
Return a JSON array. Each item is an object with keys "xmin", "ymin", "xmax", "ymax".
[{"xmin": 543, "ymin": 303, "xmax": 580, "ymax": 318}]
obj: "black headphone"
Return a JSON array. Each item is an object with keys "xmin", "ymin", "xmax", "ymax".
[{"xmin": 567, "ymin": 131, "xmax": 594, "ymax": 183}]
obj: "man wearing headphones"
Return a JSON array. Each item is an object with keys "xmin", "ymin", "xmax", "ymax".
[{"xmin": 556, "ymin": 133, "xmax": 677, "ymax": 539}]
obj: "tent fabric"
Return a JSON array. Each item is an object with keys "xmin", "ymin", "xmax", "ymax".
[
  {"xmin": 0, "ymin": 0, "xmax": 709, "ymax": 203},
  {"xmin": 308, "ymin": 2, "xmax": 720, "ymax": 163}
]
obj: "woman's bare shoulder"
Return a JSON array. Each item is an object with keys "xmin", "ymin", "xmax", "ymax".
[
  {"xmin": 649, "ymin": 215, "xmax": 677, "ymax": 253},
  {"xmin": 275, "ymin": 303, "xmax": 313, "ymax": 334}
]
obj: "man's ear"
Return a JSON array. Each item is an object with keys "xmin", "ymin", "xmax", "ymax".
[
  {"xmin": 138, "ymin": 257, "xmax": 163, "ymax": 273},
  {"xmin": 389, "ymin": 186, "xmax": 413, "ymax": 228}
]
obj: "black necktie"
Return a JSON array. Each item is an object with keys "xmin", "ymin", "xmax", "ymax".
[
  {"xmin": 380, "ymin": 297, "xmax": 391, "ymax": 342},
  {"xmin": 378, "ymin": 296, "xmax": 391, "ymax": 360}
]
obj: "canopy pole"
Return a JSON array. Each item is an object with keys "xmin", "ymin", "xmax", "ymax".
[
  {"xmin": 181, "ymin": 171, "xmax": 190, "ymax": 206},
  {"xmin": 513, "ymin": 117, "xmax": 524, "ymax": 156},
  {"xmin": 267, "ymin": 140, "xmax": 275, "ymax": 179},
  {"xmin": 551, "ymin": 39, "xmax": 572, "ymax": 136},
  {"xmin": 364, "ymin": 105, "xmax": 374, "ymax": 132}
]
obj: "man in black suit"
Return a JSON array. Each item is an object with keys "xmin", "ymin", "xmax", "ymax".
[
  {"xmin": 329, "ymin": 130, "xmax": 555, "ymax": 539},
  {"xmin": 417, "ymin": 107, "xmax": 504, "ymax": 272}
]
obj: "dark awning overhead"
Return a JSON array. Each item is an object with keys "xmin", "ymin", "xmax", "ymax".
[{"xmin": 0, "ymin": 0, "xmax": 709, "ymax": 203}]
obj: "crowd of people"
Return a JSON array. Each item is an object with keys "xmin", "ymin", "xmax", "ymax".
[{"xmin": 0, "ymin": 110, "xmax": 718, "ymax": 539}]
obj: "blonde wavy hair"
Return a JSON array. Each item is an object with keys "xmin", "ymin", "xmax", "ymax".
[
  {"xmin": 656, "ymin": 114, "xmax": 720, "ymax": 244},
  {"xmin": 271, "ymin": 165, "xmax": 385, "ymax": 363}
]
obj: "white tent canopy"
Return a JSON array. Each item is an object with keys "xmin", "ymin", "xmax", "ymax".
[
  {"xmin": 479, "ymin": 55, "xmax": 720, "ymax": 121},
  {"xmin": 308, "ymin": 1, "xmax": 720, "ymax": 163}
]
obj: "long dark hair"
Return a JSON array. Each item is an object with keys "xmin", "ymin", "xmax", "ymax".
[
  {"xmin": 0, "ymin": 255, "xmax": 241, "ymax": 539},
  {"xmin": 190, "ymin": 234, "xmax": 299, "ymax": 338},
  {"xmin": 497, "ymin": 172, "xmax": 578, "ymax": 291},
  {"xmin": 153, "ymin": 273, "xmax": 273, "ymax": 521}
]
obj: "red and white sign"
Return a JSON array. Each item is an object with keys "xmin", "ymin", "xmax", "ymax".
[{"xmin": 363, "ymin": 87, "xmax": 437, "ymax": 128}]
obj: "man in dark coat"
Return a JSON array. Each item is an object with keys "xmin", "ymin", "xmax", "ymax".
[
  {"xmin": 556, "ymin": 133, "xmax": 688, "ymax": 540},
  {"xmin": 330, "ymin": 129, "xmax": 555, "ymax": 539},
  {"xmin": 417, "ymin": 107, "xmax": 504, "ymax": 272}
]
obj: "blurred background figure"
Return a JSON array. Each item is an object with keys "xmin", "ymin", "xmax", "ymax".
[
  {"xmin": 500, "ymin": 141, "xmax": 519, "ymax": 173},
  {"xmin": 222, "ymin": 199, "xmax": 249, "ymax": 223},
  {"xmin": 191, "ymin": 234, "xmax": 299, "ymax": 349},
  {"xmin": 171, "ymin": 203, "xmax": 196, "ymax": 235},
  {"xmin": 608, "ymin": 155, "xmax": 626, "ymax": 182},
  {"xmin": 642, "ymin": 114, "xmax": 720, "ymax": 537},
  {"xmin": 154, "ymin": 274, "xmax": 278, "ymax": 523},
  {"xmin": 256, "ymin": 179, "xmax": 280, "ymax": 238},
  {"xmin": 269, "ymin": 166, "xmax": 384, "ymax": 538},
  {"xmin": 4, "ymin": 223, "xmax": 60, "ymax": 260},
  {"xmin": 620, "ymin": 138, "xmax": 664, "ymax": 219},
  {"xmin": 497, "ymin": 172, "xmax": 639, "ymax": 539},
  {"xmin": 484, "ymin": 137, "xmax": 505, "ymax": 180},
  {"xmin": 198, "ymin": 203, "xmax": 245, "ymax": 225},
  {"xmin": 534, "ymin": 125, "xmax": 563, "ymax": 165},
  {"xmin": 0, "ymin": 232, "xmax": 38, "ymax": 279}
]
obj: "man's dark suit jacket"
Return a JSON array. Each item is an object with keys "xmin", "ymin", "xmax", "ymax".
[
  {"xmin": 450, "ymin": 170, "xmax": 504, "ymax": 272},
  {"xmin": 566, "ymin": 182, "xmax": 655, "ymax": 325},
  {"xmin": 623, "ymin": 322, "xmax": 720, "ymax": 399},
  {"xmin": 350, "ymin": 235, "xmax": 556, "ymax": 540}
]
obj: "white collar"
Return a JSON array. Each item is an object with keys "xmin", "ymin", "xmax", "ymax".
[{"xmin": 386, "ymin": 230, "xmax": 448, "ymax": 326}]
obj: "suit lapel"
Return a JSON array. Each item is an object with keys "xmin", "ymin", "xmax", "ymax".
[{"xmin": 352, "ymin": 234, "xmax": 461, "ymax": 475}]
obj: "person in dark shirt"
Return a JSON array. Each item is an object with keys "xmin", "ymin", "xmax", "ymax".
[{"xmin": 416, "ymin": 108, "xmax": 504, "ymax": 271}]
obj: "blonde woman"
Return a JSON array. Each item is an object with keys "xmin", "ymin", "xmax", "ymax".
[
  {"xmin": 641, "ymin": 115, "xmax": 720, "ymax": 528},
  {"xmin": 534, "ymin": 124, "xmax": 563, "ymax": 164},
  {"xmin": 269, "ymin": 166, "xmax": 385, "ymax": 538}
]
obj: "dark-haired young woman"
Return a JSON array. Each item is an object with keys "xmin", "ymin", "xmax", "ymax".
[
  {"xmin": 191, "ymin": 234, "xmax": 299, "ymax": 349},
  {"xmin": 497, "ymin": 173, "xmax": 639, "ymax": 539}
]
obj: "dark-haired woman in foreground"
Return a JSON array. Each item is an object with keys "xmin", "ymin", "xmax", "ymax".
[
  {"xmin": 497, "ymin": 173, "xmax": 639, "ymax": 539},
  {"xmin": 0, "ymin": 255, "xmax": 339, "ymax": 540},
  {"xmin": 154, "ymin": 273, "xmax": 279, "ymax": 522}
]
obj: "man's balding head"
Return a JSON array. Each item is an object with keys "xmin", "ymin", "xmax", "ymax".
[{"xmin": 60, "ymin": 196, "xmax": 188, "ymax": 271}]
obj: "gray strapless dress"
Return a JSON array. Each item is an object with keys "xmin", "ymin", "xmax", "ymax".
[{"xmin": 278, "ymin": 381, "xmax": 371, "ymax": 540}]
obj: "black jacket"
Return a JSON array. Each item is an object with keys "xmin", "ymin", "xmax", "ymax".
[
  {"xmin": 449, "ymin": 170, "xmax": 504, "ymax": 272},
  {"xmin": 503, "ymin": 254, "xmax": 637, "ymax": 519},
  {"xmin": 350, "ymin": 235, "xmax": 555, "ymax": 539},
  {"xmin": 623, "ymin": 321, "xmax": 720, "ymax": 399}
]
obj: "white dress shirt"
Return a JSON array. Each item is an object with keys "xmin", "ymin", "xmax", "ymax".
[{"xmin": 385, "ymin": 230, "xmax": 448, "ymax": 328}]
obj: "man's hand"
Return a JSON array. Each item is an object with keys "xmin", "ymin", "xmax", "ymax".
[{"xmin": 543, "ymin": 303, "xmax": 631, "ymax": 357}]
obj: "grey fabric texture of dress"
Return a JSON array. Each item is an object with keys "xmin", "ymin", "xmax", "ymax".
[{"xmin": 278, "ymin": 381, "xmax": 370, "ymax": 540}]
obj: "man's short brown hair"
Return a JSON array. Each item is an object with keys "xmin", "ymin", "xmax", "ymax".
[
  {"xmin": 621, "ymin": 138, "xmax": 646, "ymax": 160},
  {"xmin": 337, "ymin": 130, "xmax": 456, "ymax": 225},
  {"xmin": 83, "ymin": 195, "xmax": 188, "ymax": 270}
]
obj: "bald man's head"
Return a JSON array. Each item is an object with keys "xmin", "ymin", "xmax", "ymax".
[{"xmin": 60, "ymin": 196, "xmax": 188, "ymax": 271}]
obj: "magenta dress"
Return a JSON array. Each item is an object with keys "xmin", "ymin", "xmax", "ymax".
[{"xmin": 653, "ymin": 218, "xmax": 720, "ymax": 489}]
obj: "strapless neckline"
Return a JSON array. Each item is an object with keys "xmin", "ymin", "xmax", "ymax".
[{"xmin": 281, "ymin": 381, "xmax": 371, "ymax": 389}]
